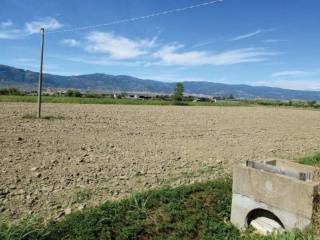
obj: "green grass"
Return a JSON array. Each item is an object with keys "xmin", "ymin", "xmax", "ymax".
[
  {"xmin": 1, "ymin": 95, "xmax": 320, "ymax": 109},
  {"xmin": 0, "ymin": 178, "xmax": 315, "ymax": 240},
  {"xmin": 0, "ymin": 95, "xmax": 249, "ymax": 107},
  {"xmin": 74, "ymin": 188, "xmax": 92, "ymax": 204},
  {"xmin": 298, "ymin": 152, "xmax": 320, "ymax": 166}
]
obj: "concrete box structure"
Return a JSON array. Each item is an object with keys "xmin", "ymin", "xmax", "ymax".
[{"xmin": 231, "ymin": 159, "xmax": 319, "ymax": 232}]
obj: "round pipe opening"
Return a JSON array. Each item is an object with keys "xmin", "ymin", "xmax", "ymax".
[{"xmin": 246, "ymin": 208, "xmax": 285, "ymax": 235}]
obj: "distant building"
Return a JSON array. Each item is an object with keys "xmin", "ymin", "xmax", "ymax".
[
  {"xmin": 127, "ymin": 93, "xmax": 152, "ymax": 100},
  {"xmin": 193, "ymin": 97, "xmax": 217, "ymax": 102}
]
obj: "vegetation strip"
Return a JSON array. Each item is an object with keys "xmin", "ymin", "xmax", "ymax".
[
  {"xmin": 1, "ymin": 95, "xmax": 320, "ymax": 110},
  {"xmin": 0, "ymin": 176, "xmax": 316, "ymax": 240}
]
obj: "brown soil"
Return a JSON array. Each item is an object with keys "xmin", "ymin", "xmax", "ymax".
[{"xmin": 1, "ymin": 103, "xmax": 320, "ymax": 221}]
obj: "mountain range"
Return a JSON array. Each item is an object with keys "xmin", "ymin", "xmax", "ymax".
[{"xmin": 1, "ymin": 64, "xmax": 320, "ymax": 100}]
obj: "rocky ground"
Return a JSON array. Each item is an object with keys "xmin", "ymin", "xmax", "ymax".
[{"xmin": 1, "ymin": 102, "xmax": 320, "ymax": 222}]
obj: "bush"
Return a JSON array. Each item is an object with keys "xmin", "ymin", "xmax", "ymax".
[{"xmin": 65, "ymin": 89, "xmax": 81, "ymax": 97}]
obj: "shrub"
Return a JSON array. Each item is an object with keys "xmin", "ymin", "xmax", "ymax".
[{"xmin": 65, "ymin": 89, "xmax": 81, "ymax": 97}]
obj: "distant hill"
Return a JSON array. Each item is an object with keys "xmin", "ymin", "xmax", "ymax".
[{"xmin": 1, "ymin": 64, "xmax": 320, "ymax": 100}]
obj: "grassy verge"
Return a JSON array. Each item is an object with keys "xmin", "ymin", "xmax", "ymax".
[{"xmin": 0, "ymin": 178, "xmax": 315, "ymax": 240}]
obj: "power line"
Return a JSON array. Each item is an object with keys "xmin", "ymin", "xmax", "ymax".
[{"xmin": 47, "ymin": 0, "xmax": 223, "ymax": 34}]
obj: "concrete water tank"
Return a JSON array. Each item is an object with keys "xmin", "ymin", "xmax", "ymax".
[{"xmin": 231, "ymin": 159, "xmax": 319, "ymax": 235}]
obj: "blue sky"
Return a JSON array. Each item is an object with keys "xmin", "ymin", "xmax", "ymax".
[{"xmin": 1, "ymin": 0, "xmax": 320, "ymax": 90}]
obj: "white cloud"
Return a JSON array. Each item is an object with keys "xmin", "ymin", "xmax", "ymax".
[
  {"xmin": 16, "ymin": 58, "xmax": 37, "ymax": 63},
  {"xmin": 252, "ymin": 80, "xmax": 320, "ymax": 91},
  {"xmin": 231, "ymin": 29, "xmax": 274, "ymax": 41},
  {"xmin": 138, "ymin": 73, "xmax": 218, "ymax": 83},
  {"xmin": 50, "ymin": 54, "xmax": 146, "ymax": 67},
  {"xmin": 271, "ymin": 70, "xmax": 314, "ymax": 78},
  {"xmin": 61, "ymin": 39, "xmax": 80, "ymax": 47},
  {"xmin": 191, "ymin": 40, "xmax": 218, "ymax": 49},
  {"xmin": 25, "ymin": 17, "xmax": 63, "ymax": 34},
  {"xmin": 86, "ymin": 31, "xmax": 156, "ymax": 59},
  {"xmin": 263, "ymin": 39, "xmax": 288, "ymax": 43},
  {"xmin": 51, "ymin": 32, "xmax": 280, "ymax": 68},
  {"xmin": 153, "ymin": 44, "xmax": 279, "ymax": 66},
  {"xmin": 0, "ymin": 20, "xmax": 21, "ymax": 39},
  {"xmin": 1, "ymin": 20, "xmax": 13, "ymax": 28},
  {"xmin": 0, "ymin": 29, "xmax": 22, "ymax": 39},
  {"xmin": 0, "ymin": 18, "xmax": 62, "ymax": 39}
]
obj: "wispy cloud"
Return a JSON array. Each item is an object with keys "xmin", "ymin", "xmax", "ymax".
[
  {"xmin": 0, "ymin": 19, "xmax": 22, "ymax": 39},
  {"xmin": 16, "ymin": 58, "xmax": 37, "ymax": 63},
  {"xmin": 1, "ymin": 20, "xmax": 13, "ymax": 28},
  {"xmin": 191, "ymin": 39, "xmax": 218, "ymax": 49},
  {"xmin": 60, "ymin": 39, "xmax": 80, "ymax": 47},
  {"xmin": 252, "ymin": 79, "xmax": 320, "ymax": 91},
  {"xmin": 25, "ymin": 17, "xmax": 63, "ymax": 34},
  {"xmin": 153, "ymin": 44, "xmax": 279, "ymax": 66},
  {"xmin": 138, "ymin": 73, "xmax": 220, "ymax": 83},
  {"xmin": 85, "ymin": 31, "xmax": 157, "ymax": 59},
  {"xmin": 60, "ymin": 32, "xmax": 280, "ymax": 67},
  {"xmin": 271, "ymin": 70, "xmax": 315, "ymax": 78},
  {"xmin": 230, "ymin": 28, "xmax": 274, "ymax": 41},
  {"xmin": 0, "ymin": 29, "xmax": 22, "ymax": 39},
  {"xmin": 263, "ymin": 39, "xmax": 288, "ymax": 43},
  {"xmin": 0, "ymin": 17, "xmax": 62, "ymax": 39},
  {"xmin": 50, "ymin": 54, "xmax": 146, "ymax": 67}
]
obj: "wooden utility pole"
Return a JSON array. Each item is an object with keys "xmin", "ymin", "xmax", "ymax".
[{"xmin": 37, "ymin": 28, "xmax": 45, "ymax": 118}]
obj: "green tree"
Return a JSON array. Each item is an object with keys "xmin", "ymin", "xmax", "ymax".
[
  {"xmin": 172, "ymin": 83, "xmax": 184, "ymax": 102},
  {"xmin": 4, "ymin": 88, "xmax": 21, "ymax": 95}
]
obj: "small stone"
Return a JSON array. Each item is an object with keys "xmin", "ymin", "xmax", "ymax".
[
  {"xmin": 56, "ymin": 211, "xmax": 65, "ymax": 218},
  {"xmin": 55, "ymin": 204, "xmax": 62, "ymax": 209},
  {"xmin": 34, "ymin": 172, "xmax": 42, "ymax": 178},
  {"xmin": 0, "ymin": 188, "xmax": 10, "ymax": 196},
  {"xmin": 78, "ymin": 203, "xmax": 86, "ymax": 211},
  {"xmin": 119, "ymin": 176, "xmax": 128, "ymax": 180},
  {"xmin": 17, "ymin": 189, "xmax": 25, "ymax": 195},
  {"xmin": 64, "ymin": 208, "xmax": 72, "ymax": 215},
  {"xmin": 50, "ymin": 159, "xmax": 59, "ymax": 165},
  {"xmin": 30, "ymin": 167, "xmax": 38, "ymax": 172}
]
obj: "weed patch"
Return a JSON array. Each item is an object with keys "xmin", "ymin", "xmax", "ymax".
[{"xmin": 298, "ymin": 152, "xmax": 320, "ymax": 166}]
